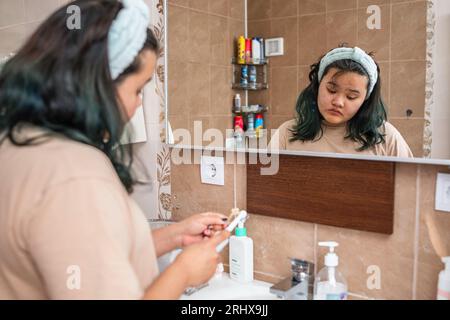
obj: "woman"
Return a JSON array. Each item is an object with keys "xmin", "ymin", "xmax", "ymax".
[
  {"xmin": 0, "ymin": 0, "xmax": 229, "ymax": 299},
  {"xmin": 271, "ymin": 46, "xmax": 414, "ymax": 158}
]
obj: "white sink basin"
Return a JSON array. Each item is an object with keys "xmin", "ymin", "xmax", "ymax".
[{"xmin": 180, "ymin": 273, "xmax": 280, "ymax": 300}]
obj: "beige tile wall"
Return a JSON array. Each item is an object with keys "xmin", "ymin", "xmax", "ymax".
[
  {"xmin": 168, "ymin": 0, "xmax": 245, "ymax": 143},
  {"xmin": 171, "ymin": 152, "xmax": 450, "ymax": 300},
  {"xmin": 248, "ymin": 0, "xmax": 427, "ymax": 157},
  {"xmin": 0, "ymin": 0, "xmax": 69, "ymax": 57}
]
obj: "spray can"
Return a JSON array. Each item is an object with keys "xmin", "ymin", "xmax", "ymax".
[
  {"xmin": 255, "ymin": 114, "xmax": 264, "ymax": 138},
  {"xmin": 233, "ymin": 115, "xmax": 245, "ymax": 145},
  {"xmin": 249, "ymin": 65, "xmax": 257, "ymax": 89},
  {"xmin": 237, "ymin": 36, "xmax": 246, "ymax": 64},
  {"xmin": 240, "ymin": 65, "xmax": 248, "ymax": 87},
  {"xmin": 233, "ymin": 94, "xmax": 241, "ymax": 113},
  {"xmin": 245, "ymin": 38, "xmax": 252, "ymax": 64}
]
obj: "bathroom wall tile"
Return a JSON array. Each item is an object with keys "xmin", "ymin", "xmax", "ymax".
[
  {"xmin": 187, "ymin": 62, "xmax": 210, "ymax": 116},
  {"xmin": 271, "ymin": 0, "xmax": 298, "ymax": 18},
  {"xmin": 271, "ymin": 67, "xmax": 298, "ymax": 116},
  {"xmin": 390, "ymin": 61, "xmax": 426, "ymax": 118},
  {"xmin": 298, "ymin": 13, "xmax": 326, "ymax": 66},
  {"xmin": 247, "ymin": 214, "xmax": 315, "ymax": 278},
  {"xmin": 188, "ymin": 9, "xmax": 210, "ymax": 63},
  {"xmin": 357, "ymin": 4, "xmax": 390, "ymax": 62},
  {"xmin": 326, "ymin": 9, "xmax": 357, "ymax": 50},
  {"xmin": 210, "ymin": 116, "xmax": 233, "ymax": 140},
  {"xmin": 188, "ymin": 116, "xmax": 211, "ymax": 146},
  {"xmin": 270, "ymin": 17, "xmax": 298, "ymax": 67},
  {"xmin": 248, "ymin": 20, "xmax": 272, "ymax": 39},
  {"xmin": 168, "ymin": 4, "xmax": 189, "ymax": 62},
  {"xmin": 0, "ymin": 24, "xmax": 27, "ymax": 57},
  {"xmin": 168, "ymin": 59, "xmax": 189, "ymax": 116},
  {"xmin": 169, "ymin": 115, "xmax": 190, "ymax": 141},
  {"xmin": 169, "ymin": 0, "xmax": 189, "ymax": 7},
  {"xmin": 209, "ymin": 14, "xmax": 229, "ymax": 66},
  {"xmin": 298, "ymin": 0, "xmax": 326, "ymax": 15},
  {"xmin": 416, "ymin": 165, "xmax": 450, "ymax": 300},
  {"xmin": 248, "ymin": 0, "xmax": 272, "ymax": 21},
  {"xmin": 378, "ymin": 61, "xmax": 390, "ymax": 107},
  {"xmin": 316, "ymin": 163, "xmax": 417, "ymax": 300},
  {"xmin": 230, "ymin": 0, "xmax": 245, "ymax": 20},
  {"xmin": 170, "ymin": 153, "xmax": 239, "ymax": 219},
  {"xmin": 391, "ymin": 1, "xmax": 427, "ymax": 61},
  {"xmin": 389, "ymin": 118, "xmax": 424, "ymax": 158},
  {"xmin": 210, "ymin": 65, "xmax": 233, "ymax": 115},
  {"xmin": 298, "ymin": 65, "xmax": 310, "ymax": 92},
  {"xmin": 326, "ymin": 0, "xmax": 357, "ymax": 12},
  {"xmin": 0, "ymin": 0, "xmax": 25, "ymax": 28},
  {"xmin": 24, "ymin": 0, "xmax": 59, "ymax": 22},
  {"xmin": 209, "ymin": 0, "xmax": 230, "ymax": 17},
  {"xmin": 189, "ymin": 0, "xmax": 209, "ymax": 12},
  {"xmin": 358, "ymin": 0, "xmax": 390, "ymax": 8}
]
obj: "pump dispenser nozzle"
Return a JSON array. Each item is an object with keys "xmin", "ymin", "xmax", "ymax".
[{"xmin": 319, "ymin": 242, "xmax": 339, "ymax": 267}]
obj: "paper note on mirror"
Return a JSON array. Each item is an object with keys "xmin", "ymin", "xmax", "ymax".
[{"xmin": 120, "ymin": 106, "xmax": 147, "ymax": 145}]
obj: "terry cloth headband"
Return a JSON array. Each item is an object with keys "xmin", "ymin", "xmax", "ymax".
[
  {"xmin": 318, "ymin": 47, "xmax": 378, "ymax": 100},
  {"xmin": 108, "ymin": 0, "xmax": 150, "ymax": 80}
]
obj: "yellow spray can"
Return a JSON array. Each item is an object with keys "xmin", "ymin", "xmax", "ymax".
[{"xmin": 237, "ymin": 36, "xmax": 246, "ymax": 64}]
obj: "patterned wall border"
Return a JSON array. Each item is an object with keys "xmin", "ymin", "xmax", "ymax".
[
  {"xmin": 424, "ymin": 0, "xmax": 435, "ymax": 158},
  {"xmin": 151, "ymin": 0, "xmax": 172, "ymax": 220}
]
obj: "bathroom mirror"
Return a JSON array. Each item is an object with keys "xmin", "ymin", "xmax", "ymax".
[{"xmin": 165, "ymin": 0, "xmax": 450, "ymax": 165}]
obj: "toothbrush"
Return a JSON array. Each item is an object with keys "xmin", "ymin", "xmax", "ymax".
[{"xmin": 216, "ymin": 210, "xmax": 248, "ymax": 253}]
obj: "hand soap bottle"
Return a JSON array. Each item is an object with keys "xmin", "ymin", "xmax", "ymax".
[
  {"xmin": 229, "ymin": 220, "xmax": 253, "ymax": 283},
  {"xmin": 313, "ymin": 241, "xmax": 348, "ymax": 300},
  {"xmin": 437, "ymin": 257, "xmax": 450, "ymax": 300}
]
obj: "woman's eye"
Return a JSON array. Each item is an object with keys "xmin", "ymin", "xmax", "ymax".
[
  {"xmin": 347, "ymin": 96, "xmax": 357, "ymax": 101},
  {"xmin": 327, "ymin": 88, "xmax": 336, "ymax": 94}
]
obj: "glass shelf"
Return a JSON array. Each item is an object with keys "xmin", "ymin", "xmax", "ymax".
[
  {"xmin": 232, "ymin": 83, "xmax": 268, "ymax": 91},
  {"xmin": 231, "ymin": 57, "xmax": 269, "ymax": 66}
]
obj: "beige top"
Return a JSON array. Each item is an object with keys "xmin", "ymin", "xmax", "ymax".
[
  {"xmin": 0, "ymin": 125, "xmax": 159, "ymax": 299},
  {"xmin": 271, "ymin": 119, "xmax": 414, "ymax": 157}
]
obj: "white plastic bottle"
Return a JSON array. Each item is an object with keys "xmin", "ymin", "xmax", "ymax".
[
  {"xmin": 437, "ymin": 257, "xmax": 450, "ymax": 300},
  {"xmin": 229, "ymin": 221, "xmax": 254, "ymax": 283},
  {"xmin": 313, "ymin": 242, "xmax": 348, "ymax": 300}
]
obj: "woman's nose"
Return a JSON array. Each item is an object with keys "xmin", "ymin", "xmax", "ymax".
[{"xmin": 332, "ymin": 95, "xmax": 344, "ymax": 108}]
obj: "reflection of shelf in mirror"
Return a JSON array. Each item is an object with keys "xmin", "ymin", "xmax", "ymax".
[
  {"xmin": 231, "ymin": 57, "xmax": 269, "ymax": 66},
  {"xmin": 233, "ymin": 107, "xmax": 269, "ymax": 115},
  {"xmin": 232, "ymin": 83, "xmax": 268, "ymax": 91}
]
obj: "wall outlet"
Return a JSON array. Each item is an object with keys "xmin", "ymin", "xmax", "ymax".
[
  {"xmin": 201, "ymin": 156, "xmax": 225, "ymax": 186},
  {"xmin": 435, "ymin": 173, "xmax": 450, "ymax": 213}
]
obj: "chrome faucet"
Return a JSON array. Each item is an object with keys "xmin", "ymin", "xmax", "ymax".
[{"xmin": 270, "ymin": 258, "xmax": 315, "ymax": 300}]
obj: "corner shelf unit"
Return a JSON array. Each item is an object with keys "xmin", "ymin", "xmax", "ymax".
[{"xmin": 231, "ymin": 58, "xmax": 269, "ymax": 91}]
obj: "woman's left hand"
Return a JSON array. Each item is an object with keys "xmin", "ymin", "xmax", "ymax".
[{"xmin": 177, "ymin": 212, "xmax": 228, "ymax": 247}]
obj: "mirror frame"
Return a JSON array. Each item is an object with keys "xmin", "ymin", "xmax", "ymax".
[{"xmin": 163, "ymin": 0, "xmax": 450, "ymax": 167}]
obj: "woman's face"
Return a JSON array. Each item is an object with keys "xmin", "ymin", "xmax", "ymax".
[
  {"xmin": 116, "ymin": 49, "xmax": 157, "ymax": 120},
  {"xmin": 317, "ymin": 68, "xmax": 368, "ymax": 126}
]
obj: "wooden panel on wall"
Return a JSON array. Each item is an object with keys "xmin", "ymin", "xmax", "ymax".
[{"xmin": 247, "ymin": 155, "xmax": 396, "ymax": 234}]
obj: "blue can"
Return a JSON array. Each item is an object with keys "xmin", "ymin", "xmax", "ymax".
[{"xmin": 240, "ymin": 65, "xmax": 248, "ymax": 86}]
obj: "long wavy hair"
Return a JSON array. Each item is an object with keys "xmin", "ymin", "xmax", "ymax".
[
  {"xmin": 290, "ymin": 48, "xmax": 387, "ymax": 151},
  {"xmin": 0, "ymin": 0, "xmax": 159, "ymax": 193}
]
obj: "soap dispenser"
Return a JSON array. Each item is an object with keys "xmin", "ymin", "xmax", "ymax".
[
  {"xmin": 229, "ymin": 220, "xmax": 254, "ymax": 283},
  {"xmin": 313, "ymin": 241, "xmax": 348, "ymax": 300},
  {"xmin": 437, "ymin": 257, "xmax": 450, "ymax": 300}
]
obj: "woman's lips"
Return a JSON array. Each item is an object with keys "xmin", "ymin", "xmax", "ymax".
[{"xmin": 327, "ymin": 109, "xmax": 343, "ymax": 116}]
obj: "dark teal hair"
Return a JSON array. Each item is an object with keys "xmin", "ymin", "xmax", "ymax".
[
  {"xmin": 291, "ymin": 50, "xmax": 387, "ymax": 151},
  {"xmin": 0, "ymin": 0, "xmax": 159, "ymax": 193}
]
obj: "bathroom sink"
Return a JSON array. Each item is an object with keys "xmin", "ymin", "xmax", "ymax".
[{"xmin": 180, "ymin": 273, "xmax": 280, "ymax": 300}]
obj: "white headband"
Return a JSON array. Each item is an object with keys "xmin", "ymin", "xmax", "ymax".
[
  {"xmin": 108, "ymin": 0, "xmax": 150, "ymax": 80},
  {"xmin": 318, "ymin": 47, "xmax": 378, "ymax": 100}
]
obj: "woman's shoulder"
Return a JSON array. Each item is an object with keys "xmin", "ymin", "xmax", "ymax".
[
  {"xmin": 380, "ymin": 121, "xmax": 414, "ymax": 158},
  {"xmin": 2, "ymin": 125, "xmax": 120, "ymax": 186}
]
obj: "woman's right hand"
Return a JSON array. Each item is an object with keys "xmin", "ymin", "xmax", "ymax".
[{"xmin": 174, "ymin": 231, "xmax": 230, "ymax": 288}]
